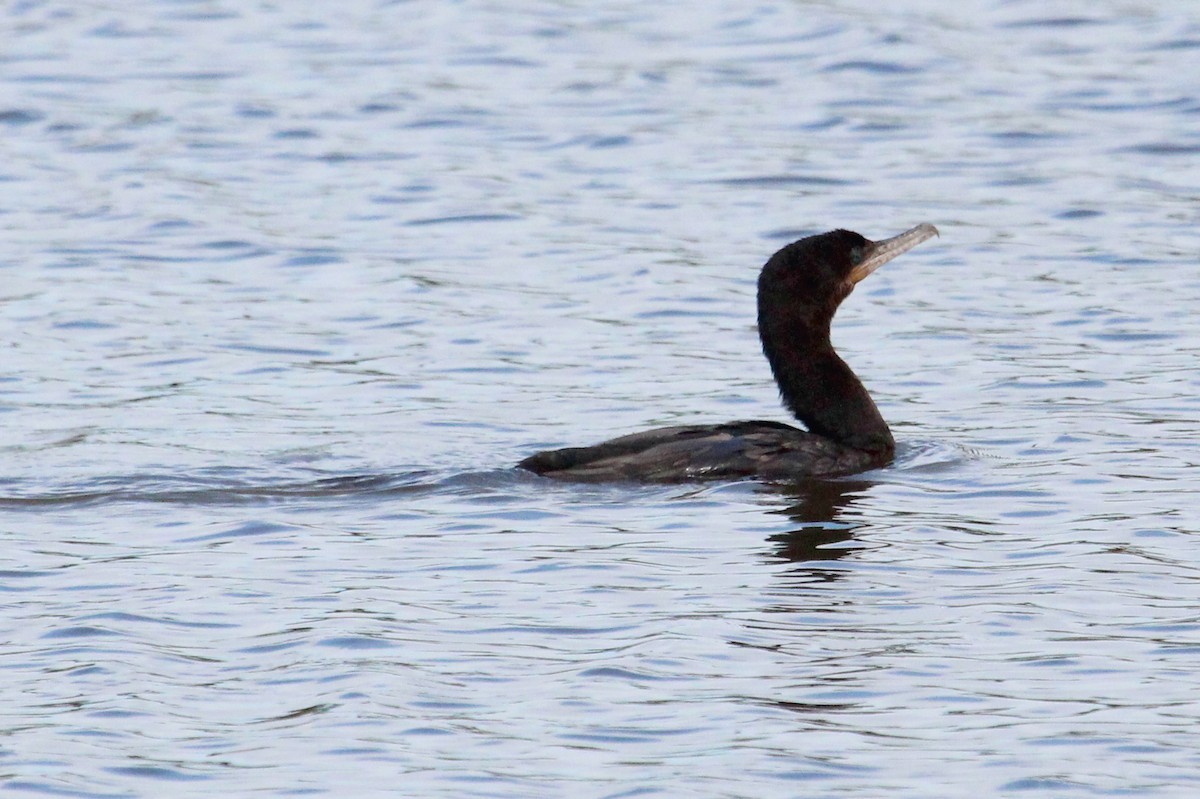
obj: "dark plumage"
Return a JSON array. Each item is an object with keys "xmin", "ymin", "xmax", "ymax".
[{"xmin": 518, "ymin": 223, "xmax": 939, "ymax": 482}]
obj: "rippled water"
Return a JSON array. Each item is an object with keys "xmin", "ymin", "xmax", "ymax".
[{"xmin": 3, "ymin": 1, "xmax": 1200, "ymax": 796}]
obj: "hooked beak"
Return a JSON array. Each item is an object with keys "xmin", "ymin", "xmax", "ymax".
[{"xmin": 849, "ymin": 222, "xmax": 939, "ymax": 285}]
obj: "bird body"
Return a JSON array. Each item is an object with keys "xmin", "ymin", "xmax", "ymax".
[{"xmin": 517, "ymin": 420, "xmax": 882, "ymax": 482}]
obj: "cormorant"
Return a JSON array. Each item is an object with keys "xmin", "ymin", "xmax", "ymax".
[{"xmin": 518, "ymin": 223, "xmax": 939, "ymax": 482}]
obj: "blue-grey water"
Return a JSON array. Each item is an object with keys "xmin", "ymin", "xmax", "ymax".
[{"xmin": 3, "ymin": 1, "xmax": 1200, "ymax": 797}]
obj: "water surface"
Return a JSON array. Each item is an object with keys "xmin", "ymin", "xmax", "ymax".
[{"xmin": 3, "ymin": 1, "xmax": 1200, "ymax": 797}]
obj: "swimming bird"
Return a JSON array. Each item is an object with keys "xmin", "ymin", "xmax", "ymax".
[{"xmin": 518, "ymin": 223, "xmax": 939, "ymax": 482}]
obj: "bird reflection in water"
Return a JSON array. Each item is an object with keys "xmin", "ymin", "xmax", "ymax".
[{"xmin": 764, "ymin": 479, "xmax": 878, "ymax": 568}]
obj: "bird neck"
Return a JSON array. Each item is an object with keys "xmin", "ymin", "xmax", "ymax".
[{"xmin": 761, "ymin": 328, "xmax": 894, "ymax": 456}]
